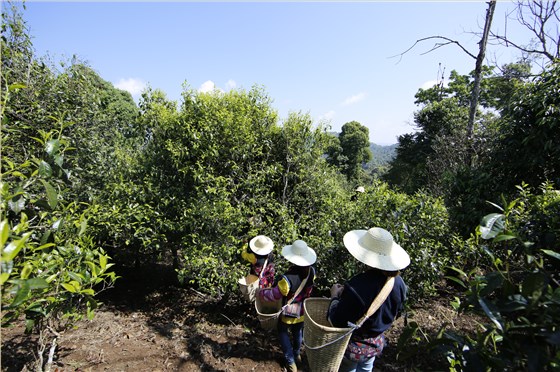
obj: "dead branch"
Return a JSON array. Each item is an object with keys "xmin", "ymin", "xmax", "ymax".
[
  {"xmin": 391, "ymin": 36, "xmax": 477, "ymax": 64},
  {"xmin": 489, "ymin": 0, "xmax": 560, "ymax": 63}
]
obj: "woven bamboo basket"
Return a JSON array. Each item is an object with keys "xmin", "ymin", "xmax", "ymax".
[
  {"xmin": 303, "ymin": 298, "xmax": 354, "ymax": 372},
  {"xmin": 238, "ymin": 274, "xmax": 259, "ymax": 302},
  {"xmin": 255, "ymin": 295, "xmax": 282, "ymax": 331}
]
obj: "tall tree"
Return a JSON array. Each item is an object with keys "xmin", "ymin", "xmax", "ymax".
[{"xmin": 327, "ymin": 121, "xmax": 372, "ymax": 181}]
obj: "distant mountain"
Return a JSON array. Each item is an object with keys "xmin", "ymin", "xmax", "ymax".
[
  {"xmin": 367, "ymin": 143, "xmax": 397, "ymax": 169},
  {"xmin": 327, "ymin": 131, "xmax": 397, "ymax": 170}
]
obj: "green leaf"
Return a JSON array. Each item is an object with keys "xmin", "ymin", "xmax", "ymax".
[
  {"xmin": 99, "ymin": 255, "xmax": 107, "ymax": 270},
  {"xmin": 444, "ymin": 275, "xmax": 467, "ymax": 288},
  {"xmin": 9, "ymin": 281, "xmax": 31, "ymax": 308},
  {"xmin": 542, "ymin": 249, "xmax": 560, "ymax": 260},
  {"xmin": 25, "ymin": 318, "xmax": 35, "ymax": 333},
  {"xmin": 0, "ymin": 272, "xmax": 10, "ymax": 285},
  {"xmin": 478, "ymin": 298, "xmax": 503, "ymax": 331},
  {"xmin": 480, "ymin": 213, "xmax": 505, "ymax": 240},
  {"xmin": 79, "ymin": 218, "xmax": 87, "ymax": 236},
  {"xmin": 68, "ymin": 272, "xmax": 84, "ymax": 282},
  {"xmin": 20, "ymin": 264, "xmax": 32, "ymax": 279},
  {"xmin": 8, "ymin": 197, "xmax": 25, "ymax": 214},
  {"xmin": 493, "ymin": 234, "xmax": 516, "ymax": 242},
  {"xmin": 40, "ymin": 179, "xmax": 58, "ymax": 210},
  {"xmin": 8, "ymin": 83, "xmax": 26, "ymax": 91},
  {"xmin": 1, "ymin": 233, "xmax": 31, "ymax": 261},
  {"xmin": 45, "ymin": 139, "xmax": 60, "ymax": 156},
  {"xmin": 522, "ymin": 273, "xmax": 546, "ymax": 301},
  {"xmin": 0, "ymin": 220, "xmax": 9, "ymax": 247},
  {"xmin": 61, "ymin": 282, "xmax": 77, "ymax": 293},
  {"xmin": 38, "ymin": 160, "xmax": 52, "ymax": 177}
]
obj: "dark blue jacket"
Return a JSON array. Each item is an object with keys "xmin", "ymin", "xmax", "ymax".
[{"xmin": 328, "ymin": 269, "xmax": 407, "ymax": 338}]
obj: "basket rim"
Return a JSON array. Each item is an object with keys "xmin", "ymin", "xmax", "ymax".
[
  {"xmin": 255, "ymin": 296, "xmax": 282, "ymax": 317},
  {"xmin": 303, "ymin": 297, "xmax": 353, "ymax": 332}
]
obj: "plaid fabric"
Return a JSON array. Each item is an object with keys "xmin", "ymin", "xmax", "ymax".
[{"xmin": 345, "ymin": 333, "xmax": 386, "ymax": 363}]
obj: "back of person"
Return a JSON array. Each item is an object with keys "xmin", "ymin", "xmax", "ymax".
[
  {"xmin": 278, "ymin": 265, "xmax": 315, "ymax": 324},
  {"xmin": 329, "ymin": 269, "xmax": 406, "ymax": 337},
  {"xmin": 258, "ymin": 239, "xmax": 317, "ymax": 372},
  {"xmin": 328, "ymin": 227, "xmax": 410, "ymax": 372},
  {"xmin": 242, "ymin": 235, "xmax": 276, "ymax": 288}
]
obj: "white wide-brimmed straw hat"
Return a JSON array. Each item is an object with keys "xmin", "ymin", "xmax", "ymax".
[
  {"xmin": 343, "ymin": 227, "xmax": 410, "ymax": 271},
  {"xmin": 355, "ymin": 186, "xmax": 365, "ymax": 193},
  {"xmin": 249, "ymin": 235, "xmax": 274, "ymax": 255},
  {"xmin": 281, "ymin": 240, "xmax": 317, "ymax": 267}
]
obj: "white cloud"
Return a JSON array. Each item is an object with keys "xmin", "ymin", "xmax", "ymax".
[
  {"xmin": 114, "ymin": 78, "xmax": 146, "ymax": 96},
  {"xmin": 341, "ymin": 92, "xmax": 366, "ymax": 106},
  {"xmin": 319, "ymin": 110, "xmax": 336, "ymax": 121},
  {"xmin": 226, "ymin": 79, "xmax": 237, "ymax": 90},
  {"xmin": 199, "ymin": 80, "xmax": 229, "ymax": 94},
  {"xmin": 420, "ymin": 80, "xmax": 448, "ymax": 90},
  {"xmin": 199, "ymin": 80, "xmax": 216, "ymax": 93}
]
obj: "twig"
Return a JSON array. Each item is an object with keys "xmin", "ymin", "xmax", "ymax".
[
  {"xmin": 390, "ymin": 36, "xmax": 477, "ymax": 64},
  {"xmin": 220, "ymin": 313, "xmax": 236, "ymax": 326}
]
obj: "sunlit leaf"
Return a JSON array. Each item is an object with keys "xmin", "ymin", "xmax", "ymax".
[
  {"xmin": 61, "ymin": 282, "xmax": 77, "ymax": 293},
  {"xmin": 480, "ymin": 213, "xmax": 505, "ymax": 240},
  {"xmin": 99, "ymin": 255, "xmax": 107, "ymax": 270},
  {"xmin": 542, "ymin": 249, "xmax": 560, "ymax": 260},
  {"xmin": 8, "ymin": 83, "xmax": 26, "ymax": 91},
  {"xmin": 38, "ymin": 160, "xmax": 52, "ymax": 177},
  {"xmin": 8, "ymin": 281, "xmax": 31, "ymax": 308},
  {"xmin": 8, "ymin": 197, "xmax": 25, "ymax": 214},
  {"xmin": 0, "ymin": 220, "xmax": 9, "ymax": 247},
  {"xmin": 478, "ymin": 298, "xmax": 503, "ymax": 331},
  {"xmin": 493, "ymin": 234, "xmax": 516, "ymax": 242},
  {"xmin": 40, "ymin": 179, "xmax": 58, "ymax": 209},
  {"xmin": 20, "ymin": 264, "xmax": 32, "ymax": 279},
  {"xmin": 45, "ymin": 139, "xmax": 60, "ymax": 156}
]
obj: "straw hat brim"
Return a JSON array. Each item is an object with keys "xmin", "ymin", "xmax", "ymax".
[
  {"xmin": 343, "ymin": 230, "xmax": 410, "ymax": 271},
  {"xmin": 249, "ymin": 235, "xmax": 274, "ymax": 255},
  {"xmin": 281, "ymin": 245, "xmax": 317, "ymax": 266}
]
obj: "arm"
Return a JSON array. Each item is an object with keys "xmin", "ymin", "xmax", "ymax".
[
  {"xmin": 327, "ymin": 283, "xmax": 362, "ymax": 327},
  {"xmin": 259, "ymin": 276, "xmax": 290, "ymax": 302}
]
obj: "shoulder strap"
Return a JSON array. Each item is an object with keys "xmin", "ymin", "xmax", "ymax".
[
  {"xmin": 354, "ymin": 276, "xmax": 395, "ymax": 328},
  {"xmin": 285, "ymin": 268, "xmax": 311, "ymax": 306},
  {"xmin": 258, "ymin": 257, "xmax": 269, "ymax": 279}
]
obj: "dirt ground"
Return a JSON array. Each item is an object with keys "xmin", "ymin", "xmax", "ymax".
[{"xmin": 1, "ymin": 265, "xmax": 480, "ymax": 372}]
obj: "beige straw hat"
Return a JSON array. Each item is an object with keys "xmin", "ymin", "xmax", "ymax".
[
  {"xmin": 249, "ymin": 235, "xmax": 274, "ymax": 255},
  {"xmin": 281, "ymin": 240, "xmax": 317, "ymax": 266},
  {"xmin": 343, "ymin": 227, "xmax": 410, "ymax": 271}
]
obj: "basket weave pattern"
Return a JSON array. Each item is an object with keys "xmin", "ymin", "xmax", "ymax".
[
  {"xmin": 303, "ymin": 298, "xmax": 353, "ymax": 372},
  {"xmin": 255, "ymin": 295, "xmax": 282, "ymax": 331}
]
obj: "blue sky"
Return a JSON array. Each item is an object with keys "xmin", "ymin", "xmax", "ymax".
[{"xmin": 21, "ymin": 1, "xmax": 527, "ymax": 145}]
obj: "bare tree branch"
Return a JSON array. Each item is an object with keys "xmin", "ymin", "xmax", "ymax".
[
  {"xmin": 489, "ymin": 0, "xmax": 560, "ymax": 63},
  {"xmin": 390, "ymin": 36, "xmax": 477, "ymax": 64}
]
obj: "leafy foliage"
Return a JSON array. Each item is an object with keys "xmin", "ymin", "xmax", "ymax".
[
  {"xmin": 397, "ymin": 184, "xmax": 560, "ymax": 371},
  {"xmin": 326, "ymin": 121, "xmax": 372, "ymax": 182}
]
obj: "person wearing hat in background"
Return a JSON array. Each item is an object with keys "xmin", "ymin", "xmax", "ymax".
[
  {"xmin": 242, "ymin": 235, "xmax": 276, "ymax": 288},
  {"xmin": 258, "ymin": 240, "xmax": 317, "ymax": 372},
  {"xmin": 328, "ymin": 227, "xmax": 410, "ymax": 372},
  {"xmin": 351, "ymin": 186, "xmax": 365, "ymax": 201}
]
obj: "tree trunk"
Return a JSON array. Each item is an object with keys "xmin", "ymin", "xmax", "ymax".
[{"xmin": 467, "ymin": 1, "xmax": 497, "ymax": 148}]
